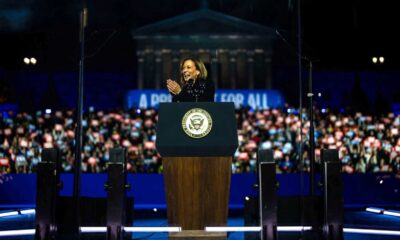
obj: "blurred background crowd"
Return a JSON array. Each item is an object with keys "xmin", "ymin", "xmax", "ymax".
[{"xmin": 1, "ymin": 106, "xmax": 399, "ymax": 174}]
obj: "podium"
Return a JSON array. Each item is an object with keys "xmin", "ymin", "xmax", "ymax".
[{"xmin": 156, "ymin": 102, "xmax": 238, "ymax": 239}]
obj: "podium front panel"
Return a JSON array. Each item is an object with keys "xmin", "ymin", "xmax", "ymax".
[{"xmin": 156, "ymin": 102, "xmax": 238, "ymax": 157}]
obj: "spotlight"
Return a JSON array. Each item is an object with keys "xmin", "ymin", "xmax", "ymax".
[
  {"xmin": 344, "ymin": 228, "xmax": 400, "ymax": 236},
  {"xmin": 372, "ymin": 56, "xmax": 385, "ymax": 65},
  {"xmin": 23, "ymin": 57, "xmax": 38, "ymax": 65},
  {"xmin": 80, "ymin": 227, "xmax": 107, "ymax": 233},
  {"xmin": 205, "ymin": 226, "xmax": 262, "ymax": 232},
  {"xmin": 204, "ymin": 226, "xmax": 312, "ymax": 232},
  {"xmin": 30, "ymin": 58, "xmax": 37, "ymax": 65},
  {"xmin": 0, "ymin": 229, "xmax": 35, "ymax": 237},
  {"xmin": 76, "ymin": 226, "xmax": 184, "ymax": 234},
  {"xmin": 0, "ymin": 211, "xmax": 19, "ymax": 218},
  {"xmin": 20, "ymin": 209, "xmax": 36, "ymax": 215},
  {"xmin": 366, "ymin": 207, "xmax": 384, "ymax": 214},
  {"xmin": 383, "ymin": 210, "xmax": 400, "ymax": 217},
  {"xmin": 124, "ymin": 227, "xmax": 181, "ymax": 232}
]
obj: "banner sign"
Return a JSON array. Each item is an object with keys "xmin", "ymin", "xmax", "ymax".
[{"xmin": 125, "ymin": 89, "xmax": 284, "ymax": 110}]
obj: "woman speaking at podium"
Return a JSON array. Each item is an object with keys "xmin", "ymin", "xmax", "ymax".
[{"xmin": 166, "ymin": 57, "xmax": 215, "ymax": 102}]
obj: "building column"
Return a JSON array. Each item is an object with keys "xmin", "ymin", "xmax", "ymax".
[
  {"xmin": 137, "ymin": 50, "xmax": 145, "ymax": 89},
  {"xmin": 172, "ymin": 50, "xmax": 180, "ymax": 81},
  {"xmin": 210, "ymin": 50, "xmax": 219, "ymax": 88},
  {"xmin": 154, "ymin": 50, "xmax": 162, "ymax": 89},
  {"xmin": 265, "ymin": 57, "xmax": 272, "ymax": 89},
  {"xmin": 180, "ymin": 49, "xmax": 190, "ymax": 62},
  {"xmin": 162, "ymin": 49, "xmax": 172, "ymax": 82},
  {"xmin": 247, "ymin": 51, "xmax": 255, "ymax": 89},
  {"xmin": 198, "ymin": 49, "xmax": 210, "ymax": 62},
  {"xmin": 144, "ymin": 50, "xmax": 155, "ymax": 89},
  {"xmin": 229, "ymin": 50, "xmax": 237, "ymax": 89}
]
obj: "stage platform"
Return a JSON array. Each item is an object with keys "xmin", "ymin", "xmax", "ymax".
[
  {"xmin": 1, "ymin": 173, "xmax": 399, "ymax": 239},
  {"xmin": 0, "ymin": 208, "xmax": 399, "ymax": 240}
]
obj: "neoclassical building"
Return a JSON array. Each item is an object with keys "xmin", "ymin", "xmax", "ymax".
[{"xmin": 131, "ymin": 6, "xmax": 276, "ymax": 90}]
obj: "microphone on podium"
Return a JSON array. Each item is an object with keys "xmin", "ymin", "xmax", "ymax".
[{"xmin": 187, "ymin": 79, "xmax": 195, "ymax": 87}]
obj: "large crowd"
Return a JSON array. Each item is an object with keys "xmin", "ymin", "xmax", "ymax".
[{"xmin": 0, "ymin": 107, "xmax": 399, "ymax": 174}]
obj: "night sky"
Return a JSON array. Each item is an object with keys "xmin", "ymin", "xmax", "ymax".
[{"xmin": 0, "ymin": 0, "xmax": 398, "ymax": 71}]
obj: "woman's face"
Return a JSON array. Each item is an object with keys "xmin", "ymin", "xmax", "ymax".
[{"xmin": 181, "ymin": 60, "xmax": 200, "ymax": 82}]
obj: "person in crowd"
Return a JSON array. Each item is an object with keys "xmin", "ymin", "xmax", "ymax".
[{"xmin": 166, "ymin": 57, "xmax": 215, "ymax": 102}]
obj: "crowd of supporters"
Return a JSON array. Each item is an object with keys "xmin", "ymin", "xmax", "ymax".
[{"xmin": 0, "ymin": 106, "xmax": 399, "ymax": 174}]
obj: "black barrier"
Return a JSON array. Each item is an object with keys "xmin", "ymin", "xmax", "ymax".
[
  {"xmin": 105, "ymin": 148, "xmax": 130, "ymax": 240},
  {"xmin": 244, "ymin": 196, "xmax": 259, "ymax": 240},
  {"xmin": 321, "ymin": 149, "xmax": 344, "ymax": 240},
  {"xmin": 258, "ymin": 149, "xmax": 277, "ymax": 240},
  {"xmin": 35, "ymin": 148, "xmax": 61, "ymax": 240}
]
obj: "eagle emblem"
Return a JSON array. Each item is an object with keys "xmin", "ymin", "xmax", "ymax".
[
  {"xmin": 182, "ymin": 108, "xmax": 212, "ymax": 138},
  {"xmin": 189, "ymin": 115, "xmax": 204, "ymax": 130}
]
